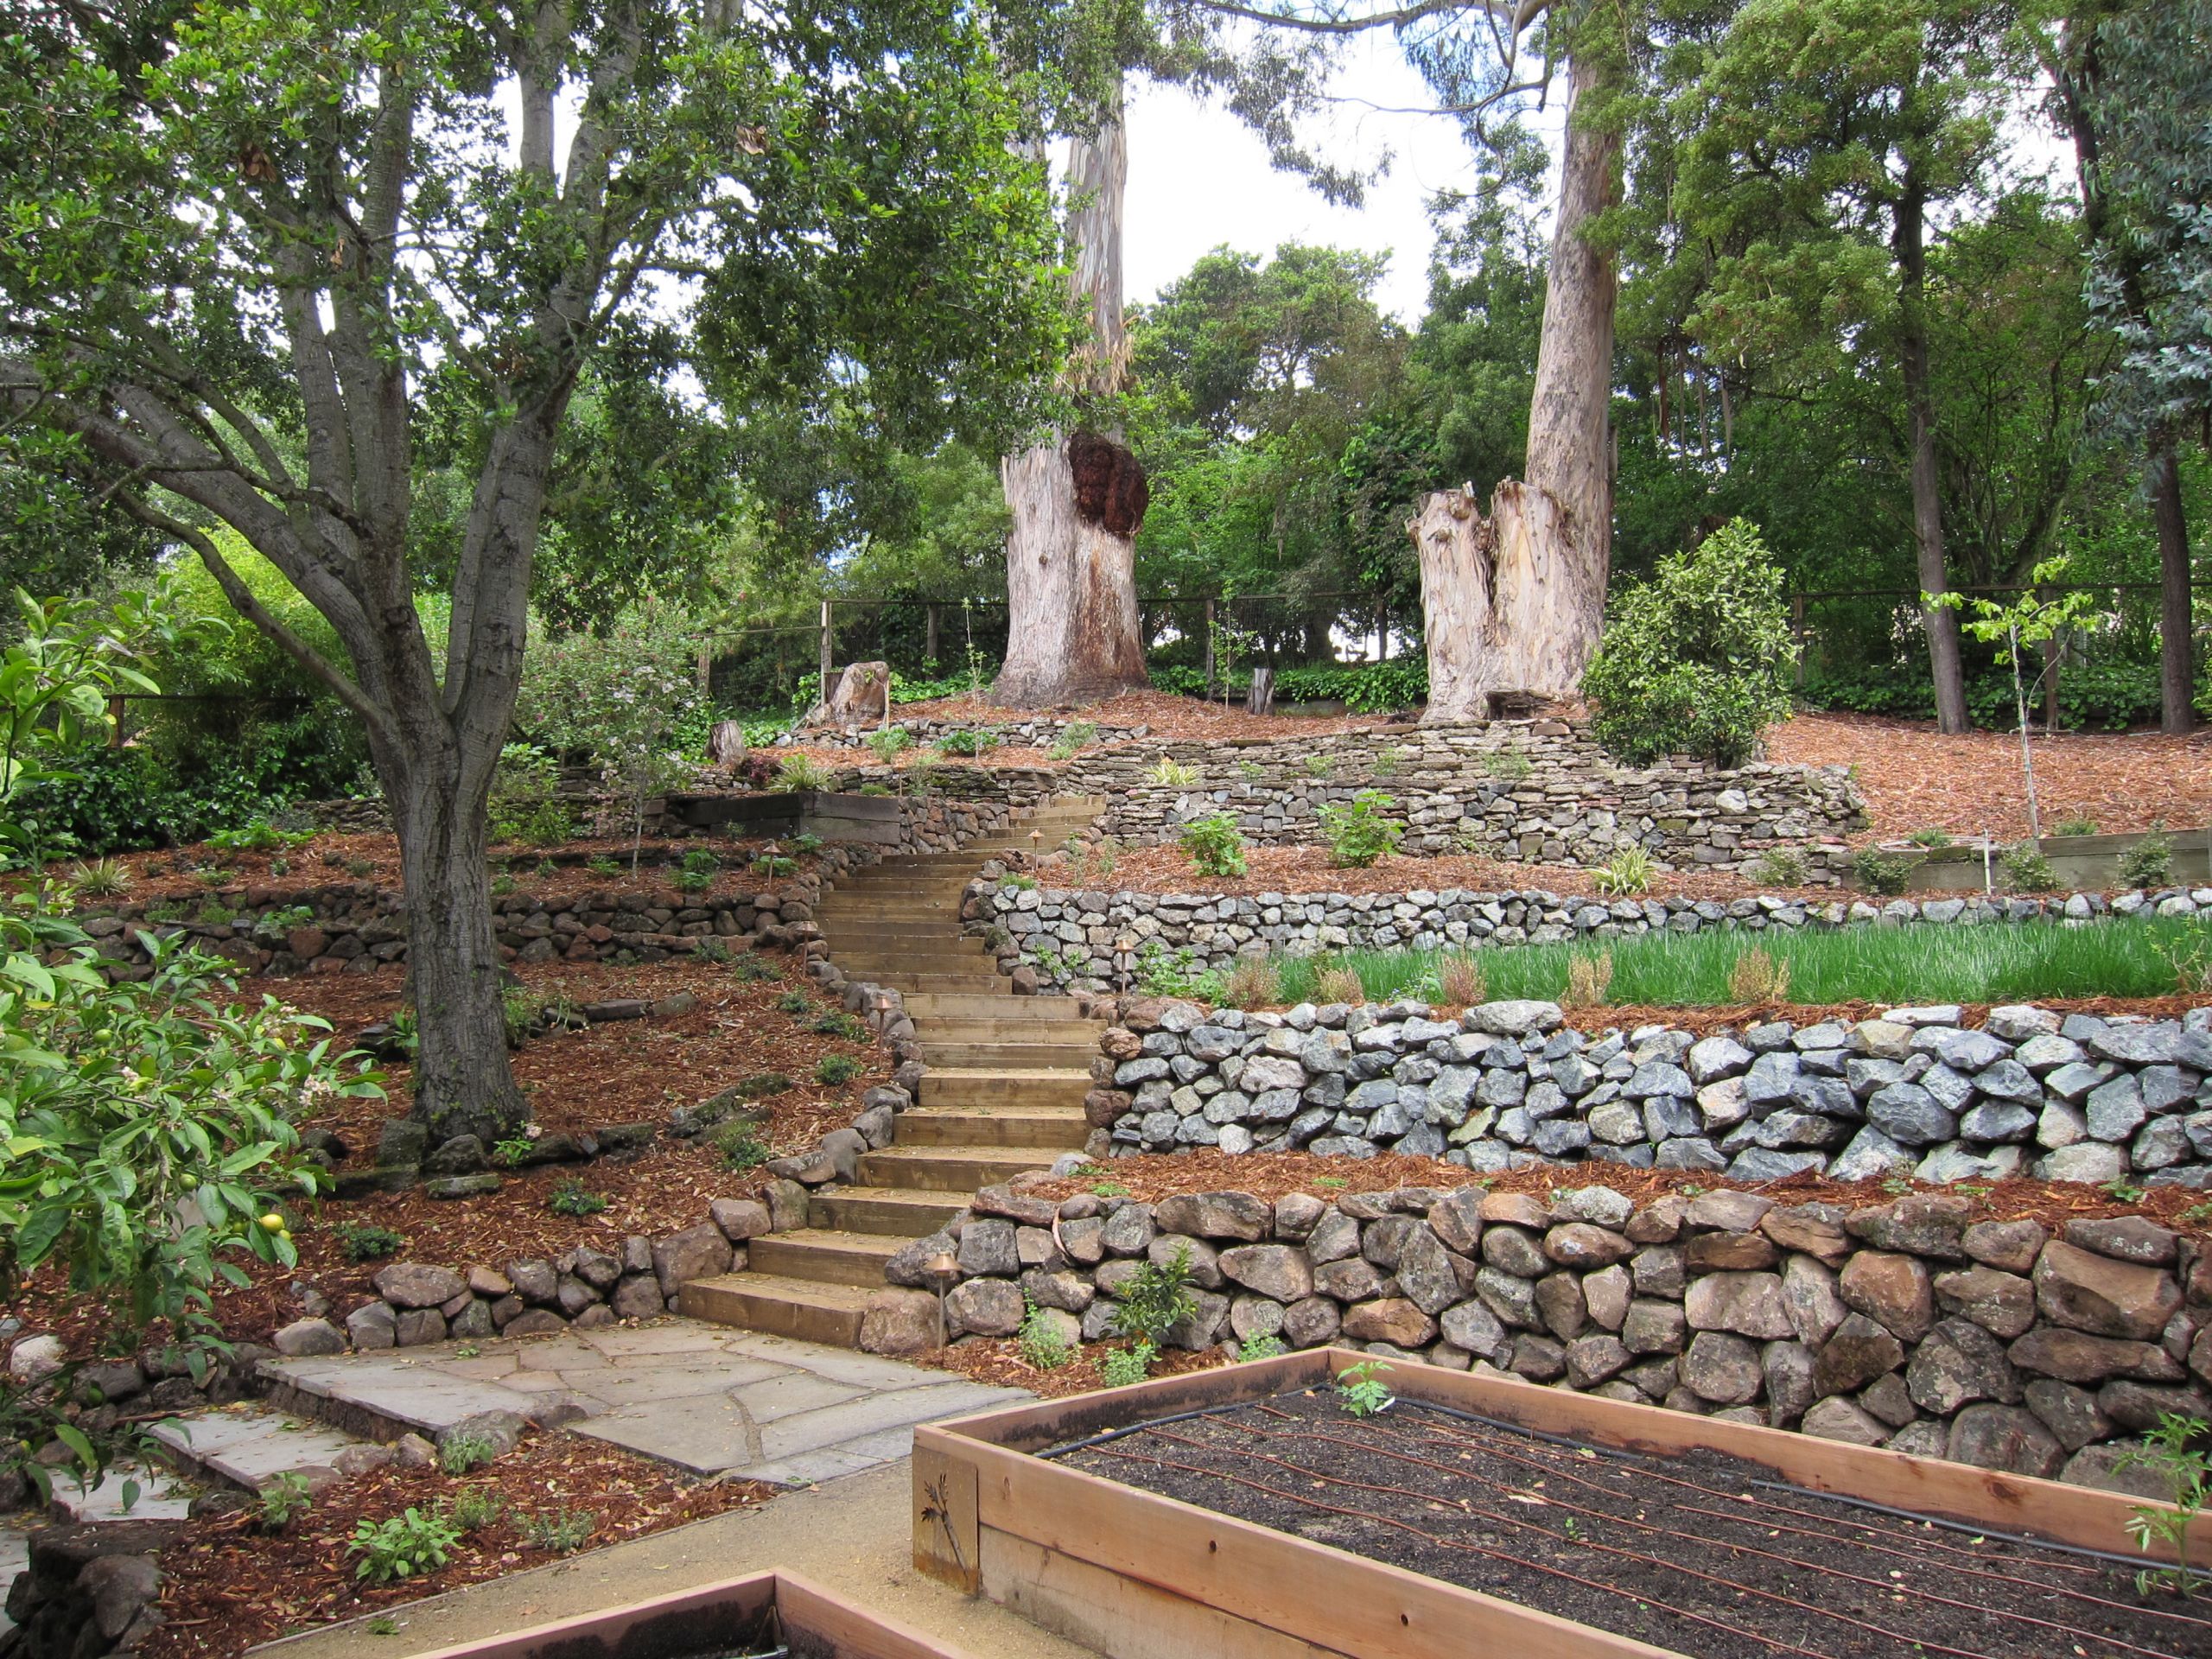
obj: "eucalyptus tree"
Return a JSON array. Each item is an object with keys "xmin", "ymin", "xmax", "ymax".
[{"xmin": 0, "ymin": 0, "xmax": 1068, "ymax": 1140}]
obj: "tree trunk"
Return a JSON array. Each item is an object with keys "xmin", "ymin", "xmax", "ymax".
[
  {"xmin": 2151, "ymin": 429, "xmax": 2196, "ymax": 733},
  {"xmin": 1412, "ymin": 481, "xmax": 1608, "ymax": 723},
  {"xmin": 990, "ymin": 78, "xmax": 1148, "ymax": 709},
  {"xmin": 1418, "ymin": 50, "xmax": 1619, "ymax": 720},
  {"xmin": 1895, "ymin": 157, "xmax": 1970, "ymax": 734}
]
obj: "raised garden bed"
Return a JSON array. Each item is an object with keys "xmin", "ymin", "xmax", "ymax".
[
  {"xmin": 914, "ymin": 1349, "xmax": 2196, "ymax": 1659},
  {"xmin": 400, "ymin": 1568, "xmax": 969, "ymax": 1659}
]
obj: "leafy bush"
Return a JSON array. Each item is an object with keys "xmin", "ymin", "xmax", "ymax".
[
  {"xmin": 257, "ymin": 1470, "xmax": 316, "ymax": 1534},
  {"xmin": 1098, "ymin": 1342, "xmax": 1155, "ymax": 1387},
  {"xmin": 208, "ymin": 817, "xmax": 315, "ymax": 853},
  {"xmin": 338, "ymin": 1224, "xmax": 408, "ymax": 1262},
  {"xmin": 1018, "ymin": 1303, "xmax": 1071, "ymax": 1370},
  {"xmin": 1853, "ymin": 849, "xmax": 1914, "ymax": 896},
  {"xmin": 2001, "ymin": 842, "xmax": 2059, "ymax": 893},
  {"xmin": 1751, "ymin": 849, "xmax": 1806, "ymax": 887},
  {"xmin": 1582, "ymin": 518, "xmax": 1796, "ymax": 766},
  {"xmin": 448, "ymin": 1486, "xmax": 504, "ymax": 1534},
  {"xmin": 714, "ymin": 1122, "xmax": 772, "ymax": 1170},
  {"xmin": 933, "ymin": 728, "xmax": 997, "ymax": 757},
  {"xmin": 1236, "ymin": 1334, "xmax": 1287, "ymax": 1363},
  {"xmin": 1046, "ymin": 720, "xmax": 1098, "ymax": 760},
  {"xmin": 1802, "ymin": 657, "xmax": 2163, "ymax": 732},
  {"xmin": 1179, "ymin": 814, "xmax": 1247, "ymax": 878},
  {"xmin": 547, "ymin": 1179, "xmax": 607, "ymax": 1217},
  {"xmin": 810, "ymin": 1010, "xmax": 868, "ymax": 1040},
  {"xmin": 1134, "ymin": 942, "xmax": 1223, "ymax": 1001},
  {"xmin": 1319, "ymin": 790, "xmax": 1403, "ymax": 868},
  {"xmin": 349, "ymin": 1507, "xmax": 462, "ymax": 1584},
  {"xmin": 518, "ymin": 1510, "xmax": 595, "ymax": 1554},
  {"xmin": 1111, "ymin": 1245, "xmax": 1197, "ymax": 1349},
  {"xmin": 814, "ymin": 1054, "xmax": 864, "ymax": 1086},
  {"xmin": 2121, "ymin": 824, "xmax": 2174, "ymax": 890},
  {"xmin": 864, "ymin": 727, "xmax": 910, "ymax": 764},
  {"xmin": 438, "ymin": 1433, "xmax": 499, "ymax": 1475}
]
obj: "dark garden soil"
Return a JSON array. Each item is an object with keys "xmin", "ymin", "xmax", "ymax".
[
  {"xmin": 140, "ymin": 1427, "xmax": 774, "ymax": 1659},
  {"xmin": 1061, "ymin": 1387, "xmax": 2204, "ymax": 1659}
]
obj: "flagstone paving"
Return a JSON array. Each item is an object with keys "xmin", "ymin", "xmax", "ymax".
[{"xmin": 261, "ymin": 1319, "xmax": 1025, "ymax": 1486}]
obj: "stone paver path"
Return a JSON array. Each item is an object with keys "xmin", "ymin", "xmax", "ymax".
[
  {"xmin": 264, "ymin": 1319, "xmax": 1024, "ymax": 1486},
  {"xmin": 150, "ymin": 1404, "xmax": 362, "ymax": 1492}
]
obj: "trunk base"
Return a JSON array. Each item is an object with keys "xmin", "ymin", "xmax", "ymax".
[{"xmin": 990, "ymin": 434, "xmax": 1149, "ymax": 709}]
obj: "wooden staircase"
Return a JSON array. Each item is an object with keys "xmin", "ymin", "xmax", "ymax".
[{"xmin": 678, "ymin": 798, "xmax": 1105, "ymax": 1346}]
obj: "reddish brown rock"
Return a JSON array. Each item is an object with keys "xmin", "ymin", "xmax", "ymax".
[
  {"xmin": 1837, "ymin": 1251, "xmax": 1933, "ymax": 1342},
  {"xmin": 1341, "ymin": 1299, "xmax": 1439, "ymax": 1347},
  {"xmin": 2033, "ymin": 1240, "xmax": 2181, "ymax": 1341}
]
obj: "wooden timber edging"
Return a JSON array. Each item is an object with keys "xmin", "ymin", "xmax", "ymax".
[
  {"xmin": 912, "ymin": 1348, "xmax": 2184, "ymax": 1659},
  {"xmin": 387, "ymin": 1568, "xmax": 974, "ymax": 1659}
]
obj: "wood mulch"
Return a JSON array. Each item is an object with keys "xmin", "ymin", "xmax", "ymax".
[
  {"xmin": 0, "ymin": 953, "xmax": 880, "ymax": 1356},
  {"xmin": 142, "ymin": 1427, "xmax": 774, "ymax": 1659},
  {"xmin": 913, "ymin": 1338, "xmax": 1231, "ymax": 1401},
  {"xmin": 1769, "ymin": 709, "xmax": 2212, "ymax": 842},
  {"xmin": 886, "ymin": 688, "xmax": 1388, "ymax": 744},
  {"xmin": 1065, "ymin": 842, "xmax": 1842, "ymax": 902}
]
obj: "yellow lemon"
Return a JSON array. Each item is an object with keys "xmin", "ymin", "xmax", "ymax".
[{"xmin": 259, "ymin": 1212, "xmax": 286, "ymax": 1231}]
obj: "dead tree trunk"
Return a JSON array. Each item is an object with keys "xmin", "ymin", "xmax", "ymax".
[
  {"xmin": 990, "ymin": 79, "xmax": 1149, "ymax": 709},
  {"xmin": 2151, "ymin": 429, "xmax": 2196, "ymax": 733},
  {"xmin": 1417, "ymin": 50, "xmax": 1619, "ymax": 725}
]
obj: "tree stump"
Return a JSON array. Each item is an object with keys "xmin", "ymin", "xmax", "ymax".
[
  {"xmin": 804, "ymin": 661, "xmax": 891, "ymax": 728},
  {"xmin": 706, "ymin": 720, "xmax": 748, "ymax": 769},
  {"xmin": 1246, "ymin": 664, "xmax": 1275, "ymax": 715}
]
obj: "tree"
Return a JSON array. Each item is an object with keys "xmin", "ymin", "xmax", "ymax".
[
  {"xmin": 2063, "ymin": 0, "xmax": 2210, "ymax": 733},
  {"xmin": 0, "ymin": 0, "xmax": 1067, "ymax": 1141},
  {"xmin": 1664, "ymin": 0, "xmax": 2028, "ymax": 733}
]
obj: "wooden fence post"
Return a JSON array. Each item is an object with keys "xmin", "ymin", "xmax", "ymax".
[{"xmin": 1203, "ymin": 598, "xmax": 1217, "ymax": 698}]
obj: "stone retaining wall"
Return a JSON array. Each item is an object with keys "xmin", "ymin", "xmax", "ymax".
[
  {"xmin": 968, "ymin": 880, "xmax": 2212, "ymax": 997},
  {"xmin": 1058, "ymin": 722, "xmax": 1866, "ymax": 876},
  {"xmin": 1082, "ymin": 998, "xmax": 2212, "ymax": 1190},
  {"xmin": 877, "ymin": 1181, "xmax": 2210, "ymax": 1495}
]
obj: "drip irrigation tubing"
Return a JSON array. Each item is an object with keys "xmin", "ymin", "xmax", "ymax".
[
  {"xmin": 1743, "ymin": 1478, "xmax": 2179, "ymax": 1573},
  {"xmin": 1035, "ymin": 1396, "xmax": 1262, "ymax": 1461}
]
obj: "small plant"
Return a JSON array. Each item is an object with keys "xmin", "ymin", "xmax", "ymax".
[
  {"xmin": 1484, "ymin": 747, "xmax": 1533, "ymax": 784},
  {"xmin": 791, "ymin": 833, "xmax": 823, "ymax": 855},
  {"xmin": 692, "ymin": 937, "xmax": 734, "ymax": 963},
  {"xmin": 493, "ymin": 1132, "xmax": 536, "ymax": 1167},
  {"xmin": 1145, "ymin": 756, "xmax": 1200, "ymax": 788},
  {"xmin": 268, "ymin": 857, "xmax": 289, "ymax": 876},
  {"xmin": 1563, "ymin": 949, "xmax": 1614, "ymax": 1007},
  {"xmin": 1089, "ymin": 1179, "xmax": 1129, "ymax": 1198},
  {"xmin": 438, "ymin": 1433, "xmax": 499, "ymax": 1476},
  {"xmin": 934, "ymin": 727, "xmax": 997, "ymax": 757},
  {"xmin": 2104, "ymin": 1176, "xmax": 2149, "ymax": 1204},
  {"xmin": 1726, "ymin": 945, "xmax": 1791, "ymax": 1004},
  {"xmin": 2179, "ymin": 1201, "xmax": 2212, "ymax": 1226},
  {"xmin": 751, "ymin": 852, "xmax": 798, "ymax": 877},
  {"xmin": 810, "ymin": 1010, "xmax": 869, "ymax": 1041},
  {"xmin": 2116, "ymin": 1413, "xmax": 2208, "ymax": 1598},
  {"xmin": 1236, "ymin": 1334, "xmax": 1287, "ymax": 1363},
  {"xmin": 1217, "ymin": 957, "xmax": 1281, "ymax": 1010},
  {"xmin": 1098, "ymin": 1343, "xmax": 1155, "ymax": 1388},
  {"xmin": 1319, "ymin": 790, "xmax": 1402, "ymax": 868},
  {"xmin": 1370, "ymin": 749, "xmax": 1398, "ymax": 778},
  {"xmin": 1180, "ymin": 814, "xmax": 1248, "ymax": 879},
  {"xmin": 815, "ymin": 1053, "xmax": 864, "ymax": 1086},
  {"xmin": 366, "ymin": 1617, "xmax": 400, "ymax": 1637},
  {"xmin": 349, "ymin": 1506, "xmax": 462, "ymax": 1584},
  {"xmin": 2053, "ymin": 816, "xmax": 2099, "ymax": 837},
  {"xmin": 500, "ymin": 986, "xmax": 543, "ymax": 1048},
  {"xmin": 1434, "ymin": 954, "xmax": 1486, "ymax": 1007},
  {"xmin": 1853, "ymin": 848, "xmax": 1914, "ymax": 897},
  {"xmin": 729, "ymin": 952, "xmax": 777, "ymax": 982},
  {"xmin": 1314, "ymin": 963, "xmax": 1365, "ymax": 1006},
  {"xmin": 547, "ymin": 1179, "xmax": 607, "ymax": 1217},
  {"xmin": 1111, "ymin": 1245, "xmax": 1197, "ymax": 1349},
  {"xmin": 339, "ymin": 1224, "xmax": 407, "ymax": 1262},
  {"xmin": 1906, "ymin": 827, "xmax": 1953, "ymax": 849},
  {"xmin": 774, "ymin": 753, "xmax": 834, "ymax": 792},
  {"xmin": 347, "ymin": 857, "xmax": 375, "ymax": 878},
  {"xmin": 2122, "ymin": 823, "xmax": 2176, "ymax": 890},
  {"xmin": 1046, "ymin": 720, "xmax": 1098, "ymax": 760},
  {"xmin": 518, "ymin": 1510, "xmax": 597, "ymax": 1554},
  {"xmin": 673, "ymin": 849, "xmax": 720, "ymax": 893},
  {"xmin": 777, "ymin": 988, "xmax": 816, "ymax": 1015},
  {"xmin": 1301, "ymin": 753, "xmax": 1334, "ymax": 779},
  {"xmin": 2001, "ymin": 842, "xmax": 2058, "ymax": 893},
  {"xmin": 1335, "ymin": 1360, "xmax": 1395, "ymax": 1416},
  {"xmin": 1133, "ymin": 941, "xmax": 1224, "ymax": 1001},
  {"xmin": 490, "ymin": 872, "xmax": 518, "ymax": 896},
  {"xmin": 1591, "ymin": 845, "xmax": 1655, "ymax": 897},
  {"xmin": 210, "ymin": 817, "xmax": 316, "ymax": 853},
  {"xmin": 588, "ymin": 855, "xmax": 621, "ymax": 876},
  {"xmin": 194, "ymin": 899, "xmax": 237, "ymax": 926},
  {"xmin": 1751, "ymin": 849, "xmax": 1807, "ymax": 887},
  {"xmin": 865, "ymin": 727, "xmax": 911, "ymax": 764},
  {"xmin": 70, "ymin": 857, "xmax": 132, "ymax": 898},
  {"xmin": 714, "ymin": 1121, "xmax": 772, "ymax": 1170},
  {"xmin": 449, "ymin": 1486, "xmax": 504, "ymax": 1534},
  {"xmin": 1018, "ymin": 1303, "xmax": 1071, "ymax": 1370},
  {"xmin": 1230, "ymin": 759, "xmax": 1262, "ymax": 785},
  {"xmin": 257, "ymin": 1471, "xmax": 315, "ymax": 1533}
]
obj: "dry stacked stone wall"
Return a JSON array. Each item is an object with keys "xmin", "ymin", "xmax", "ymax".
[
  {"xmin": 877, "ymin": 1181, "xmax": 2210, "ymax": 1497},
  {"xmin": 1081, "ymin": 997, "xmax": 2212, "ymax": 1191}
]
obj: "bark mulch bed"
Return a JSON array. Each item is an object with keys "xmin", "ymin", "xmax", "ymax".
[
  {"xmin": 1770, "ymin": 710, "xmax": 2212, "ymax": 842},
  {"xmin": 141, "ymin": 1427, "xmax": 773, "ymax": 1659},
  {"xmin": 887, "ymin": 687, "xmax": 1386, "ymax": 743},
  {"xmin": 912, "ymin": 1338, "xmax": 1229, "ymax": 1402},
  {"xmin": 1025, "ymin": 1152, "xmax": 2212, "ymax": 1245},
  {"xmin": 0, "ymin": 953, "xmax": 879, "ymax": 1355},
  {"xmin": 1058, "ymin": 1387, "xmax": 2203, "ymax": 1659}
]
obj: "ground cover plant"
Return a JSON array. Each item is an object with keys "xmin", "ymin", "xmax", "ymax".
[{"xmin": 1269, "ymin": 918, "xmax": 2212, "ymax": 1008}]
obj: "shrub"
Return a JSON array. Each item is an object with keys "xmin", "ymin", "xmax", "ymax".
[
  {"xmin": 815, "ymin": 1054, "xmax": 864, "ymax": 1086},
  {"xmin": 547, "ymin": 1179, "xmax": 607, "ymax": 1217},
  {"xmin": 1133, "ymin": 942, "xmax": 1223, "ymax": 1001},
  {"xmin": 2002, "ymin": 842, "xmax": 2059, "ymax": 893},
  {"xmin": 1581, "ymin": 518, "xmax": 1796, "ymax": 766},
  {"xmin": 864, "ymin": 728, "xmax": 909, "ymax": 764},
  {"xmin": 207, "ymin": 817, "xmax": 315, "ymax": 853},
  {"xmin": 1145, "ymin": 757, "xmax": 1199, "ymax": 787},
  {"xmin": 449, "ymin": 1487, "xmax": 504, "ymax": 1534},
  {"xmin": 1564, "ymin": 950, "xmax": 1613, "ymax": 1007},
  {"xmin": 349, "ymin": 1507, "xmax": 462, "ymax": 1584},
  {"xmin": 1301, "ymin": 753, "xmax": 1334, "ymax": 779},
  {"xmin": 1180, "ymin": 814, "xmax": 1247, "ymax": 878},
  {"xmin": 1217, "ymin": 957, "xmax": 1281, "ymax": 1010},
  {"xmin": 1853, "ymin": 848, "xmax": 1914, "ymax": 896},
  {"xmin": 1236, "ymin": 1334, "xmax": 1287, "ymax": 1363},
  {"xmin": 438, "ymin": 1432, "xmax": 499, "ymax": 1475},
  {"xmin": 774, "ymin": 753, "xmax": 834, "ymax": 792},
  {"xmin": 934, "ymin": 728, "xmax": 997, "ymax": 757},
  {"xmin": 338, "ymin": 1224, "xmax": 407, "ymax": 1262},
  {"xmin": 1751, "ymin": 849, "xmax": 1806, "ymax": 887},
  {"xmin": 69, "ymin": 858, "xmax": 131, "ymax": 899},
  {"xmin": 777, "ymin": 988, "xmax": 816, "ymax": 1014},
  {"xmin": 257, "ymin": 1471, "xmax": 315, "ymax": 1534},
  {"xmin": 1319, "ymin": 790, "xmax": 1402, "ymax": 868},
  {"xmin": 1111, "ymin": 1246, "xmax": 1197, "ymax": 1349},
  {"xmin": 1046, "ymin": 720, "xmax": 1097, "ymax": 760},
  {"xmin": 1591, "ymin": 845, "xmax": 1655, "ymax": 897},
  {"xmin": 1907, "ymin": 827, "xmax": 1953, "ymax": 849},
  {"xmin": 2121, "ymin": 823, "xmax": 2174, "ymax": 890},
  {"xmin": 714, "ymin": 1122, "xmax": 771, "ymax": 1170},
  {"xmin": 673, "ymin": 849, "xmax": 720, "ymax": 893},
  {"xmin": 1726, "ymin": 946, "xmax": 1790, "ymax": 1004},
  {"xmin": 1098, "ymin": 1343, "xmax": 1154, "ymax": 1387},
  {"xmin": 1018, "ymin": 1303, "xmax": 1071, "ymax": 1370}
]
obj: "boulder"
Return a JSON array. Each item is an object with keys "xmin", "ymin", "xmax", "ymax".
[
  {"xmin": 1684, "ymin": 1272, "xmax": 1794, "ymax": 1340},
  {"xmin": 372, "ymin": 1262, "xmax": 467, "ymax": 1309},
  {"xmin": 1810, "ymin": 1313, "xmax": 1904, "ymax": 1399},
  {"xmin": 946, "ymin": 1278, "xmax": 1025, "ymax": 1338},
  {"xmin": 1837, "ymin": 1251, "xmax": 1933, "ymax": 1341},
  {"xmin": 2033, "ymin": 1240, "xmax": 2182, "ymax": 1340},
  {"xmin": 271, "ymin": 1318, "xmax": 346, "ymax": 1358},
  {"xmin": 1946, "ymin": 1403, "xmax": 2063, "ymax": 1478},
  {"xmin": 650, "ymin": 1224, "xmax": 734, "ymax": 1297},
  {"xmin": 1218, "ymin": 1244, "xmax": 1313, "ymax": 1304},
  {"xmin": 860, "ymin": 1290, "xmax": 943, "ymax": 1355},
  {"xmin": 1681, "ymin": 1332, "xmax": 1763, "ymax": 1405}
]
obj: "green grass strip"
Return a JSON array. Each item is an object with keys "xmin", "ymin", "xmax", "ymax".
[{"xmin": 1270, "ymin": 918, "xmax": 2212, "ymax": 1009}]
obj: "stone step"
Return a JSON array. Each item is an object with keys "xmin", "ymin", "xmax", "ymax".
[
  {"xmin": 746, "ymin": 1229, "xmax": 903, "ymax": 1288},
  {"xmin": 857, "ymin": 1144, "xmax": 1055, "ymax": 1192},
  {"xmin": 676, "ymin": 1272, "xmax": 874, "ymax": 1347},
  {"xmin": 917, "ymin": 1066, "xmax": 1091, "ymax": 1107},
  {"xmin": 918, "ymin": 1039, "xmax": 1100, "ymax": 1070},
  {"xmin": 809, "ymin": 1185, "xmax": 968, "ymax": 1235},
  {"xmin": 895, "ymin": 1105, "xmax": 1090, "ymax": 1148},
  {"xmin": 149, "ymin": 1406, "xmax": 364, "ymax": 1495},
  {"xmin": 904, "ymin": 993, "xmax": 1096, "ymax": 1021}
]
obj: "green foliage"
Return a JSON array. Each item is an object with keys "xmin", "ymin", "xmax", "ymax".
[
  {"xmin": 2118, "ymin": 1414, "xmax": 2209, "ymax": 1597},
  {"xmin": 518, "ymin": 1510, "xmax": 596, "ymax": 1555},
  {"xmin": 1144, "ymin": 757, "xmax": 1200, "ymax": 788},
  {"xmin": 487, "ymin": 746, "xmax": 567, "ymax": 848},
  {"xmin": 1018, "ymin": 1303, "xmax": 1071, "ymax": 1370},
  {"xmin": 1300, "ymin": 753, "xmax": 1333, "ymax": 779},
  {"xmin": 547, "ymin": 1179, "xmax": 607, "ymax": 1217},
  {"xmin": 774, "ymin": 753, "xmax": 835, "ymax": 792},
  {"xmin": 1234, "ymin": 1334, "xmax": 1287, "ymax": 1363},
  {"xmin": 69, "ymin": 858, "xmax": 131, "ymax": 899},
  {"xmin": 2122, "ymin": 825, "xmax": 2176, "ymax": 890},
  {"xmin": 814, "ymin": 1054, "xmax": 864, "ymax": 1086},
  {"xmin": 1097, "ymin": 1343, "xmax": 1155, "ymax": 1388},
  {"xmin": 1591, "ymin": 846, "xmax": 1656, "ymax": 898},
  {"xmin": 1179, "ymin": 815, "xmax": 1248, "ymax": 879},
  {"xmin": 438, "ymin": 1433, "xmax": 499, "ymax": 1476},
  {"xmin": 2052, "ymin": 817, "xmax": 2099, "ymax": 838},
  {"xmin": 1583, "ymin": 522, "xmax": 1796, "ymax": 767},
  {"xmin": 865, "ymin": 728, "xmax": 910, "ymax": 764},
  {"xmin": 714, "ymin": 1122, "xmax": 772, "ymax": 1171},
  {"xmin": 1484, "ymin": 748, "xmax": 1533, "ymax": 784},
  {"xmin": 1908, "ymin": 828, "xmax": 1954, "ymax": 849},
  {"xmin": 207, "ymin": 817, "xmax": 315, "ymax": 854},
  {"xmin": 933, "ymin": 728, "xmax": 997, "ymax": 757},
  {"xmin": 1110, "ymin": 1245, "xmax": 1198, "ymax": 1350},
  {"xmin": 1751, "ymin": 849, "xmax": 1807, "ymax": 887},
  {"xmin": 1046, "ymin": 721, "xmax": 1099, "ymax": 760},
  {"xmin": 448, "ymin": 1487, "xmax": 504, "ymax": 1535},
  {"xmin": 2000, "ymin": 844, "xmax": 2059, "ymax": 893},
  {"xmin": 777, "ymin": 989, "xmax": 816, "ymax": 1015},
  {"xmin": 349, "ymin": 1507, "xmax": 463, "ymax": 1584},
  {"xmin": 257, "ymin": 1471, "xmax": 315, "ymax": 1534},
  {"xmin": 338, "ymin": 1224, "xmax": 408, "ymax": 1263},
  {"xmin": 1133, "ymin": 943, "xmax": 1224, "ymax": 1002},
  {"xmin": 1319, "ymin": 790, "xmax": 1403, "ymax": 868},
  {"xmin": 674, "ymin": 849, "xmax": 721, "ymax": 893},
  {"xmin": 1853, "ymin": 849, "xmax": 1915, "ymax": 897},
  {"xmin": 1335, "ymin": 1360, "xmax": 1394, "ymax": 1417}
]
